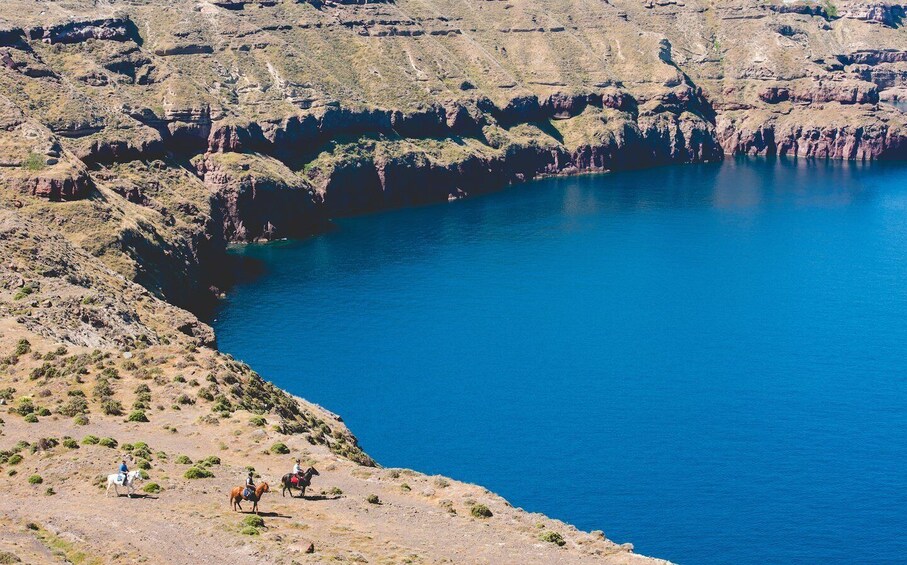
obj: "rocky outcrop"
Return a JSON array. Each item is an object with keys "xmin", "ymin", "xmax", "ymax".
[
  {"xmin": 195, "ymin": 155, "xmax": 327, "ymax": 241},
  {"xmin": 758, "ymin": 81, "xmax": 879, "ymax": 105},
  {"xmin": 30, "ymin": 17, "xmax": 140, "ymax": 45},
  {"xmin": 716, "ymin": 114, "xmax": 907, "ymax": 160},
  {"xmin": 11, "ymin": 169, "xmax": 94, "ymax": 200}
]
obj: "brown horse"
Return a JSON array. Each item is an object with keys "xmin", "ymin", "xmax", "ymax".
[{"xmin": 229, "ymin": 482, "xmax": 269, "ymax": 514}]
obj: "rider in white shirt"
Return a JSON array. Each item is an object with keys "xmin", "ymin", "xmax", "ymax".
[{"xmin": 293, "ymin": 458, "xmax": 303, "ymax": 482}]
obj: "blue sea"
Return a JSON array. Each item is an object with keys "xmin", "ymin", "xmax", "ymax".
[{"xmin": 214, "ymin": 158, "xmax": 907, "ymax": 564}]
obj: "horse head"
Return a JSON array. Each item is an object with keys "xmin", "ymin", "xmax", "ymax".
[
  {"xmin": 308, "ymin": 466, "xmax": 320, "ymax": 477},
  {"xmin": 258, "ymin": 482, "xmax": 270, "ymax": 496}
]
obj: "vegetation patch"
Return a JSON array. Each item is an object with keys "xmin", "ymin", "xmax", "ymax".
[
  {"xmin": 366, "ymin": 494, "xmax": 380, "ymax": 504},
  {"xmin": 200, "ymin": 455, "xmax": 221, "ymax": 467},
  {"xmin": 142, "ymin": 482, "xmax": 162, "ymax": 493},
  {"xmin": 470, "ymin": 504, "xmax": 493, "ymax": 518},
  {"xmin": 184, "ymin": 466, "xmax": 214, "ymax": 479},
  {"xmin": 127, "ymin": 410, "xmax": 149, "ymax": 422},
  {"xmin": 28, "ymin": 474, "xmax": 43, "ymax": 484},
  {"xmin": 539, "ymin": 531, "xmax": 566, "ymax": 546},
  {"xmin": 270, "ymin": 442, "xmax": 290, "ymax": 454},
  {"xmin": 22, "ymin": 153, "xmax": 45, "ymax": 171}
]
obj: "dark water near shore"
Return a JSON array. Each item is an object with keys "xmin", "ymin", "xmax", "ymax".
[{"xmin": 214, "ymin": 158, "xmax": 907, "ymax": 564}]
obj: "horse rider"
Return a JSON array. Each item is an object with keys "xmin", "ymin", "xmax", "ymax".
[
  {"xmin": 118, "ymin": 459, "xmax": 129, "ymax": 485},
  {"xmin": 244, "ymin": 471, "xmax": 255, "ymax": 499},
  {"xmin": 293, "ymin": 458, "xmax": 303, "ymax": 483}
]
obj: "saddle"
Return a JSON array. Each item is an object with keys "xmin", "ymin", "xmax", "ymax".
[
  {"xmin": 117, "ymin": 474, "xmax": 128, "ymax": 485},
  {"xmin": 242, "ymin": 487, "xmax": 254, "ymax": 500}
]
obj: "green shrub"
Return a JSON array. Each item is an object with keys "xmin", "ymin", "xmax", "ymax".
[
  {"xmin": 270, "ymin": 442, "xmax": 290, "ymax": 455},
  {"xmin": 101, "ymin": 399, "xmax": 123, "ymax": 416},
  {"xmin": 242, "ymin": 515, "xmax": 264, "ymax": 528},
  {"xmin": 197, "ymin": 389, "xmax": 214, "ymax": 402},
  {"xmin": 329, "ymin": 487, "xmax": 343, "ymax": 496},
  {"xmin": 15, "ymin": 398, "xmax": 34, "ymax": 416},
  {"xmin": 366, "ymin": 494, "xmax": 380, "ymax": 504},
  {"xmin": 58, "ymin": 397, "xmax": 88, "ymax": 417},
  {"xmin": 249, "ymin": 416, "xmax": 267, "ymax": 427},
  {"xmin": 184, "ymin": 467, "xmax": 214, "ymax": 479},
  {"xmin": 29, "ymin": 363, "xmax": 57, "ymax": 380},
  {"xmin": 239, "ymin": 526, "xmax": 259, "ymax": 536},
  {"xmin": 28, "ymin": 475, "xmax": 43, "ymax": 485},
  {"xmin": 81, "ymin": 435, "xmax": 100, "ymax": 445},
  {"xmin": 37, "ymin": 407, "xmax": 51, "ymax": 417},
  {"xmin": 175, "ymin": 455, "xmax": 192, "ymax": 465},
  {"xmin": 13, "ymin": 285, "xmax": 34, "ymax": 301},
  {"xmin": 44, "ymin": 487, "xmax": 55, "ymax": 496},
  {"xmin": 62, "ymin": 438, "xmax": 79, "ymax": 449},
  {"xmin": 400, "ymin": 483, "xmax": 411, "ymax": 492},
  {"xmin": 175, "ymin": 394, "xmax": 194, "ymax": 405},
  {"xmin": 200, "ymin": 455, "xmax": 221, "ymax": 467},
  {"xmin": 7, "ymin": 454, "xmax": 23, "ymax": 465},
  {"xmin": 14, "ymin": 339, "xmax": 31, "ymax": 356},
  {"xmin": 136, "ymin": 459, "xmax": 152, "ymax": 470},
  {"xmin": 539, "ymin": 531, "xmax": 566, "ymax": 546},
  {"xmin": 92, "ymin": 379, "xmax": 113, "ymax": 399},
  {"xmin": 142, "ymin": 483, "xmax": 161, "ymax": 494},
  {"xmin": 173, "ymin": 375, "xmax": 186, "ymax": 383},
  {"xmin": 127, "ymin": 410, "xmax": 148, "ymax": 423},
  {"xmin": 138, "ymin": 470, "xmax": 149, "ymax": 480},
  {"xmin": 23, "ymin": 414, "xmax": 38, "ymax": 423},
  {"xmin": 73, "ymin": 414, "xmax": 89, "ymax": 426},
  {"xmin": 470, "ymin": 504, "xmax": 493, "ymax": 518},
  {"xmin": 98, "ymin": 437, "xmax": 118, "ymax": 448}
]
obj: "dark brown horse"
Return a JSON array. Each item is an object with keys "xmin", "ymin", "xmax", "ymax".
[
  {"xmin": 281, "ymin": 467, "xmax": 319, "ymax": 498},
  {"xmin": 229, "ymin": 482, "xmax": 269, "ymax": 513}
]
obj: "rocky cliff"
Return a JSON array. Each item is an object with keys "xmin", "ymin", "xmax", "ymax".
[{"xmin": 2, "ymin": 0, "xmax": 907, "ymax": 309}]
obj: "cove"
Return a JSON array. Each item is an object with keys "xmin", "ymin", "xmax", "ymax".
[{"xmin": 213, "ymin": 157, "xmax": 907, "ymax": 564}]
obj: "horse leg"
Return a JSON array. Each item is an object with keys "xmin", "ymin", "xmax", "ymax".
[
  {"xmin": 106, "ymin": 481, "xmax": 111, "ymax": 497},
  {"xmin": 300, "ymin": 485, "xmax": 306, "ymax": 499}
]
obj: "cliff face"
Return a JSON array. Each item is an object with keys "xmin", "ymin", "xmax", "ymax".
[{"xmin": 1, "ymin": 0, "xmax": 907, "ymax": 302}]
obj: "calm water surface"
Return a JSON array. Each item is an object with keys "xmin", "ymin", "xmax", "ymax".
[{"xmin": 214, "ymin": 158, "xmax": 907, "ymax": 564}]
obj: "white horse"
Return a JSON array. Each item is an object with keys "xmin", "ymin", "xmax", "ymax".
[{"xmin": 106, "ymin": 471, "xmax": 143, "ymax": 497}]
